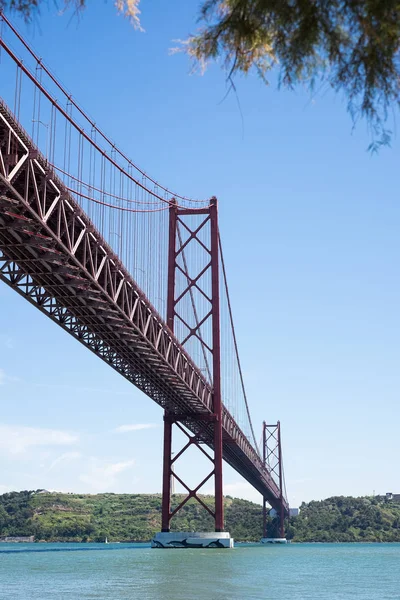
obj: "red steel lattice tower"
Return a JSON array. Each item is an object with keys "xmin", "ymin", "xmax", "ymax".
[
  {"xmin": 161, "ymin": 197, "xmax": 224, "ymax": 533},
  {"xmin": 263, "ymin": 421, "xmax": 286, "ymax": 539}
]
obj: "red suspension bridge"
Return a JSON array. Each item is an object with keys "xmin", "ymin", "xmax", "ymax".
[{"xmin": 0, "ymin": 14, "xmax": 289, "ymax": 545}]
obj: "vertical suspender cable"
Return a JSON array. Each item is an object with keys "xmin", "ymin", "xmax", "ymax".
[{"xmin": 218, "ymin": 232, "xmax": 260, "ymax": 455}]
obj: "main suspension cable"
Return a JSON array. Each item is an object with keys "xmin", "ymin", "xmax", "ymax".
[
  {"xmin": 0, "ymin": 12, "xmax": 208, "ymax": 206},
  {"xmin": 52, "ymin": 164, "xmax": 162, "ymax": 206},
  {"xmin": 218, "ymin": 232, "xmax": 260, "ymax": 455}
]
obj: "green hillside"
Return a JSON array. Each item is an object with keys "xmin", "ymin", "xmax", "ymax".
[
  {"xmin": 1, "ymin": 491, "xmax": 400, "ymax": 542},
  {"xmin": 288, "ymin": 496, "xmax": 400, "ymax": 542},
  {"xmin": 0, "ymin": 491, "xmax": 263, "ymax": 542}
]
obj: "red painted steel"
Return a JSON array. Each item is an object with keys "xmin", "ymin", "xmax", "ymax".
[
  {"xmin": 263, "ymin": 421, "xmax": 288, "ymax": 538},
  {"xmin": 0, "ymin": 12, "xmax": 194, "ymax": 204},
  {"xmin": 210, "ymin": 198, "xmax": 224, "ymax": 532},
  {"xmin": 160, "ymin": 196, "xmax": 225, "ymax": 532},
  {"xmin": 161, "ymin": 199, "xmax": 177, "ymax": 532},
  {"xmin": 277, "ymin": 422, "xmax": 285, "ymax": 539},
  {"xmin": 168, "ymin": 419, "xmax": 216, "ymax": 520},
  {"xmin": 262, "ymin": 421, "xmax": 267, "ymax": 538},
  {"xmin": 166, "ymin": 200, "xmax": 177, "ymax": 332},
  {"xmin": 0, "ymin": 17, "xmax": 291, "ymax": 521},
  {"xmin": 161, "ymin": 415, "xmax": 173, "ymax": 532},
  {"xmin": 0, "ymin": 100, "xmax": 289, "ymax": 516}
]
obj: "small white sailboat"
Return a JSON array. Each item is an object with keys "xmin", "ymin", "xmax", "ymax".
[{"xmin": 105, "ymin": 537, "xmax": 108, "ymax": 544}]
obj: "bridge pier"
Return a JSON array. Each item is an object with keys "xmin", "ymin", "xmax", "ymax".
[{"xmin": 152, "ymin": 531, "xmax": 233, "ymax": 549}]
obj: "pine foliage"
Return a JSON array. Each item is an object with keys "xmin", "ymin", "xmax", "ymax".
[{"xmin": 1, "ymin": 0, "xmax": 399, "ymax": 145}]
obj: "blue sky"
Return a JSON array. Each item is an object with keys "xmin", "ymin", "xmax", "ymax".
[{"xmin": 0, "ymin": 0, "xmax": 399, "ymax": 508}]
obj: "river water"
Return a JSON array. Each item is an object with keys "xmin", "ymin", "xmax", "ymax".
[{"xmin": 0, "ymin": 542, "xmax": 398, "ymax": 599}]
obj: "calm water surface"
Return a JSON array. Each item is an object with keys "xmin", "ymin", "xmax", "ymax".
[{"xmin": 0, "ymin": 542, "xmax": 398, "ymax": 599}]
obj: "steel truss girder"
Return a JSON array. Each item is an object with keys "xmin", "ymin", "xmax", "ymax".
[{"xmin": 0, "ymin": 98, "xmax": 288, "ymax": 514}]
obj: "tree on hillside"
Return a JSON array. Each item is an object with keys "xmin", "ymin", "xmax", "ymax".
[{"xmin": 1, "ymin": 0, "xmax": 400, "ymax": 147}]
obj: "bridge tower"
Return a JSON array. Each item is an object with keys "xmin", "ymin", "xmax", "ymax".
[
  {"xmin": 153, "ymin": 196, "xmax": 232, "ymax": 548},
  {"xmin": 261, "ymin": 421, "xmax": 288, "ymax": 544},
  {"xmin": 0, "ymin": 13, "xmax": 289, "ymax": 550}
]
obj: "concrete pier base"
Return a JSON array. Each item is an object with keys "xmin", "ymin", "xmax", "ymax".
[
  {"xmin": 260, "ymin": 537, "xmax": 288, "ymax": 544},
  {"xmin": 151, "ymin": 531, "xmax": 234, "ymax": 548}
]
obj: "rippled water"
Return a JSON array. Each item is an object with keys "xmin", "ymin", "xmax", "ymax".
[{"xmin": 0, "ymin": 542, "xmax": 399, "ymax": 599}]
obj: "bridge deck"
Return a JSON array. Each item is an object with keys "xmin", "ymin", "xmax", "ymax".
[{"xmin": 0, "ymin": 100, "xmax": 288, "ymax": 515}]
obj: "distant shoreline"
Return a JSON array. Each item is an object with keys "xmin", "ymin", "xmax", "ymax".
[{"xmin": 2, "ymin": 491, "xmax": 400, "ymax": 544}]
